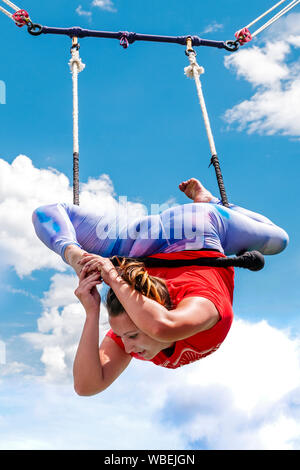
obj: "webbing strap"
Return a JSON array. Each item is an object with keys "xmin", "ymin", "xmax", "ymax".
[{"xmin": 111, "ymin": 251, "xmax": 265, "ymax": 272}]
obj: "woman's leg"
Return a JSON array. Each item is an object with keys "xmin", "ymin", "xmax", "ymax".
[
  {"xmin": 32, "ymin": 191, "xmax": 289, "ymax": 274},
  {"xmin": 178, "ymin": 178, "xmax": 289, "ymax": 255},
  {"xmin": 32, "ymin": 202, "xmax": 200, "ymax": 264},
  {"xmin": 208, "ymin": 198, "xmax": 289, "ymax": 255},
  {"xmin": 32, "ymin": 201, "xmax": 219, "ymax": 267},
  {"xmin": 32, "ymin": 203, "xmax": 88, "ymax": 274},
  {"xmin": 32, "ymin": 202, "xmax": 179, "ymax": 270}
]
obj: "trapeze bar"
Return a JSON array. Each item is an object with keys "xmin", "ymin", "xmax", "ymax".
[{"xmin": 32, "ymin": 25, "xmax": 229, "ymax": 49}]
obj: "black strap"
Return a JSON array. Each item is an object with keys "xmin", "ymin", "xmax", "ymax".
[{"xmin": 110, "ymin": 250, "xmax": 265, "ymax": 272}]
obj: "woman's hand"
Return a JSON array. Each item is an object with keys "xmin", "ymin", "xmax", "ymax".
[
  {"xmin": 78, "ymin": 253, "xmax": 119, "ymax": 286},
  {"xmin": 74, "ymin": 268, "xmax": 102, "ymax": 315}
]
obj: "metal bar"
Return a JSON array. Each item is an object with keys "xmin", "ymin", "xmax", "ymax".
[{"xmin": 37, "ymin": 25, "xmax": 228, "ymax": 49}]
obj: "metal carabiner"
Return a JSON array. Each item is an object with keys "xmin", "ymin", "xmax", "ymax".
[
  {"xmin": 185, "ymin": 36, "xmax": 196, "ymax": 56},
  {"xmin": 27, "ymin": 22, "xmax": 43, "ymax": 36},
  {"xmin": 223, "ymin": 40, "xmax": 240, "ymax": 52}
]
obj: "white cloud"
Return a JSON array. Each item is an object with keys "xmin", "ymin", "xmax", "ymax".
[
  {"xmin": 0, "ymin": 155, "xmax": 72, "ymax": 276},
  {"xmin": 76, "ymin": 5, "xmax": 92, "ymax": 18},
  {"xmin": 0, "ymin": 378, "xmax": 186, "ymax": 450},
  {"xmin": 225, "ymin": 41, "xmax": 290, "ymax": 87},
  {"xmin": 0, "ymin": 155, "xmax": 146, "ymax": 277},
  {"xmin": 224, "ymin": 13, "xmax": 300, "ymax": 137},
  {"xmin": 92, "ymin": 0, "xmax": 117, "ymax": 13},
  {"xmin": 41, "ymin": 273, "xmax": 80, "ymax": 309},
  {"xmin": 1, "ymin": 155, "xmax": 300, "ymax": 449},
  {"xmin": 203, "ymin": 22, "xmax": 224, "ymax": 34},
  {"xmin": 154, "ymin": 318, "xmax": 300, "ymax": 449},
  {"xmin": 262, "ymin": 11, "xmax": 300, "ymax": 40},
  {"xmin": 258, "ymin": 413, "xmax": 300, "ymax": 450},
  {"xmin": 21, "ymin": 271, "xmax": 110, "ymax": 384},
  {"xmin": 1, "ymin": 315, "xmax": 300, "ymax": 449},
  {"xmin": 17, "ymin": 267, "xmax": 300, "ymax": 449},
  {"xmin": 195, "ymin": 319, "xmax": 300, "ymax": 412},
  {"xmin": 0, "ymin": 283, "xmax": 39, "ymax": 302},
  {"xmin": 1, "ymin": 234, "xmax": 300, "ymax": 449},
  {"xmin": 0, "ymin": 361, "xmax": 31, "ymax": 379},
  {"xmin": 75, "ymin": 1, "xmax": 117, "ymax": 21}
]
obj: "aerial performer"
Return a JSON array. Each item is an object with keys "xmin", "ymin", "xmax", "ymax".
[{"xmin": 32, "ymin": 178, "xmax": 289, "ymax": 396}]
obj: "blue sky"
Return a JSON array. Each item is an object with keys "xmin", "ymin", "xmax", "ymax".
[{"xmin": 0, "ymin": 0, "xmax": 300, "ymax": 450}]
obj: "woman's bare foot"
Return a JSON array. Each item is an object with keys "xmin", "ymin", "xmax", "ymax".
[
  {"xmin": 65, "ymin": 245, "xmax": 88, "ymax": 277},
  {"xmin": 179, "ymin": 178, "xmax": 213, "ymax": 203}
]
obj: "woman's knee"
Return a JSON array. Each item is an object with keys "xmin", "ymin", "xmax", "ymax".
[
  {"xmin": 32, "ymin": 205, "xmax": 52, "ymax": 225},
  {"xmin": 32, "ymin": 206, "xmax": 44, "ymax": 229},
  {"xmin": 263, "ymin": 227, "xmax": 289, "ymax": 255}
]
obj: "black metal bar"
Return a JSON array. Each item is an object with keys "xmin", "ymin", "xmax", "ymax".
[{"xmin": 29, "ymin": 25, "xmax": 229, "ymax": 50}]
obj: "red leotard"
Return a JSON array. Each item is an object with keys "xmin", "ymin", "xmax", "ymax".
[{"xmin": 106, "ymin": 250, "xmax": 234, "ymax": 369}]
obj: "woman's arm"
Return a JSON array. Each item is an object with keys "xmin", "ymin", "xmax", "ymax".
[
  {"xmin": 73, "ymin": 314, "xmax": 132, "ymax": 396},
  {"xmin": 79, "ymin": 254, "xmax": 220, "ymax": 343},
  {"xmin": 109, "ymin": 275, "xmax": 220, "ymax": 342},
  {"xmin": 73, "ymin": 308, "xmax": 103, "ymax": 396},
  {"xmin": 73, "ymin": 270, "xmax": 131, "ymax": 396}
]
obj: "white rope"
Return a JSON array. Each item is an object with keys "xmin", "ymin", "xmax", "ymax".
[
  {"xmin": 0, "ymin": 5, "xmax": 12, "ymax": 18},
  {"xmin": 184, "ymin": 52, "xmax": 217, "ymax": 157},
  {"xmin": 252, "ymin": 0, "xmax": 300, "ymax": 37},
  {"xmin": 1, "ymin": 0, "xmax": 20, "ymax": 11},
  {"xmin": 69, "ymin": 46, "xmax": 85, "ymax": 156},
  {"xmin": 244, "ymin": 0, "xmax": 288, "ymax": 29},
  {"xmin": 0, "ymin": 1, "xmax": 27, "ymax": 21},
  {"xmin": 69, "ymin": 43, "xmax": 85, "ymax": 205}
]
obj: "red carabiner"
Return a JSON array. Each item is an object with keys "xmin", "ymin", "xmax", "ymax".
[
  {"xmin": 12, "ymin": 9, "xmax": 30, "ymax": 28},
  {"xmin": 234, "ymin": 27, "xmax": 252, "ymax": 45}
]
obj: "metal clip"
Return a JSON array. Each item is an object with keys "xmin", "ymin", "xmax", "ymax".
[{"xmin": 185, "ymin": 36, "xmax": 196, "ymax": 56}]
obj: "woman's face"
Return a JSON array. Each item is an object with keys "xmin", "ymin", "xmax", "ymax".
[{"xmin": 109, "ymin": 312, "xmax": 174, "ymax": 360}]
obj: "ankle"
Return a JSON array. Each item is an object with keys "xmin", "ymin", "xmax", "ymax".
[
  {"xmin": 193, "ymin": 195, "xmax": 213, "ymax": 203},
  {"xmin": 65, "ymin": 245, "xmax": 85, "ymax": 266}
]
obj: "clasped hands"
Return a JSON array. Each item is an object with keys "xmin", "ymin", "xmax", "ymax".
[{"xmin": 78, "ymin": 253, "xmax": 119, "ymax": 285}]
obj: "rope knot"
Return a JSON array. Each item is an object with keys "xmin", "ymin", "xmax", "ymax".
[
  {"xmin": 184, "ymin": 51, "xmax": 204, "ymax": 78},
  {"xmin": 69, "ymin": 48, "xmax": 86, "ymax": 73},
  {"xmin": 184, "ymin": 63, "xmax": 204, "ymax": 79}
]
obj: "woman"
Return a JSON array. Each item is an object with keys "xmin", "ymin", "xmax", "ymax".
[{"xmin": 32, "ymin": 178, "xmax": 289, "ymax": 396}]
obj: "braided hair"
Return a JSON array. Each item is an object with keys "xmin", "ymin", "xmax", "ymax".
[{"xmin": 106, "ymin": 256, "xmax": 172, "ymax": 317}]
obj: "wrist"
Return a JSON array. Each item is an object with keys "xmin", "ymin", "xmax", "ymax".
[
  {"xmin": 108, "ymin": 272, "xmax": 126, "ymax": 289},
  {"xmin": 106, "ymin": 268, "xmax": 124, "ymax": 286},
  {"xmin": 85, "ymin": 308, "xmax": 100, "ymax": 318}
]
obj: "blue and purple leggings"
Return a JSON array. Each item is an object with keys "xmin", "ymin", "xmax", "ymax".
[{"xmin": 32, "ymin": 197, "xmax": 289, "ymax": 263}]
